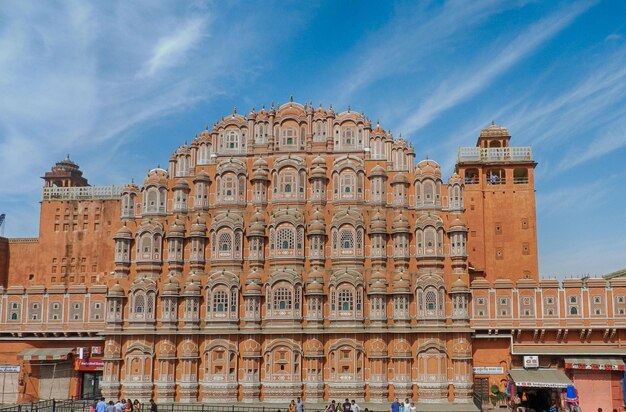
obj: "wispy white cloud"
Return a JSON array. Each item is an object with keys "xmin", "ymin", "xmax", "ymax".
[
  {"xmin": 139, "ymin": 17, "xmax": 206, "ymax": 78},
  {"xmin": 398, "ymin": 0, "xmax": 596, "ymax": 135},
  {"xmin": 336, "ymin": 0, "xmax": 518, "ymax": 102},
  {"xmin": 536, "ymin": 177, "xmax": 613, "ymax": 216},
  {"xmin": 0, "ymin": 1, "xmax": 303, "ymax": 236},
  {"xmin": 541, "ymin": 236, "xmax": 626, "ymax": 277}
]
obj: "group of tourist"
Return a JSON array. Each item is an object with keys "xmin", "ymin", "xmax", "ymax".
[
  {"xmin": 90, "ymin": 397, "xmax": 158, "ymax": 412},
  {"xmin": 322, "ymin": 398, "xmax": 368, "ymax": 412},
  {"xmin": 389, "ymin": 398, "xmax": 417, "ymax": 412}
]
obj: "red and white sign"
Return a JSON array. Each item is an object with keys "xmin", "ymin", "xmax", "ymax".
[
  {"xmin": 524, "ymin": 356, "xmax": 539, "ymax": 369},
  {"xmin": 565, "ymin": 361, "xmax": 624, "ymax": 371},
  {"xmin": 76, "ymin": 358, "xmax": 104, "ymax": 371},
  {"xmin": 91, "ymin": 346, "xmax": 103, "ymax": 355}
]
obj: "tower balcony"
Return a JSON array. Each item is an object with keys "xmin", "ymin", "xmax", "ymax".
[{"xmin": 457, "ymin": 146, "xmax": 532, "ymax": 163}]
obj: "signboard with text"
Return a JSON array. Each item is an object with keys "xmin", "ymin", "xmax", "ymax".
[
  {"xmin": 524, "ymin": 356, "xmax": 539, "ymax": 369},
  {"xmin": 0, "ymin": 365, "xmax": 20, "ymax": 373},
  {"xmin": 473, "ymin": 366, "xmax": 504, "ymax": 375},
  {"xmin": 76, "ymin": 358, "xmax": 104, "ymax": 372}
]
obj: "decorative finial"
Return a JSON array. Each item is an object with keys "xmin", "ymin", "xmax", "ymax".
[
  {"xmin": 66, "ymin": 153, "xmax": 70, "ymax": 160},
  {"xmin": 425, "ymin": 154, "xmax": 429, "ymax": 160},
  {"xmin": 377, "ymin": 119, "xmax": 380, "ymax": 125},
  {"xmin": 233, "ymin": 106, "xmax": 237, "ymax": 114},
  {"xmin": 491, "ymin": 120, "xmax": 495, "ymax": 126},
  {"xmin": 290, "ymin": 95, "xmax": 294, "ymax": 102},
  {"xmin": 131, "ymin": 178, "xmax": 134, "ymax": 183},
  {"xmin": 348, "ymin": 105, "xmax": 351, "ymax": 112},
  {"xmin": 205, "ymin": 125, "xmax": 208, "ymax": 130}
]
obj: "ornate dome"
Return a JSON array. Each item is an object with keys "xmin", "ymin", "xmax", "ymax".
[
  {"xmin": 448, "ymin": 172, "xmax": 463, "ymax": 185},
  {"xmin": 193, "ymin": 170, "xmax": 211, "ymax": 182},
  {"xmin": 480, "ymin": 122, "xmax": 510, "ymax": 138},
  {"xmin": 122, "ymin": 182, "xmax": 140, "ymax": 194},
  {"xmin": 370, "ymin": 210, "xmax": 387, "ymax": 233},
  {"xmin": 449, "ymin": 216, "xmax": 467, "ymax": 231},
  {"xmin": 247, "ymin": 210, "xmax": 267, "ymax": 235},
  {"xmin": 451, "ymin": 276, "xmax": 469, "ymax": 292},
  {"xmin": 168, "ymin": 217, "xmax": 186, "ymax": 235},
  {"xmin": 391, "ymin": 173, "xmax": 409, "ymax": 184},
  {"xmin": 108, "ymin": 282, "xmax": 125, "ymax": 297},
  {"xmin": 173, "ymin": 179, "xmax": 189, "ymax": 190},
  {"xmin": 312, "ymin": 155, "xmax": 326, "ymax": 167},
  {"xmin": 144, "ymin": 167, "xmax": 168, "ymax": 187},
  {"xmin": 369, "ymin": 164, "xmax": 387, "ymax": 178},
  {"xmin": 415, "ymin": 159, "xmax": 442, "ymax": 177},
  {"xmin": 114, "ymin": 225, "xmax": 132, "ymax": 239},
  {"xmin": 392, "ymin": 212, "xmax": 410, "ymax": 233}
]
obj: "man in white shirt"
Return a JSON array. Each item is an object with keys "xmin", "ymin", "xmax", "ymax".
[{"xmin": 351, "ymin": 400, "xmax": 360, "ymax": 412}]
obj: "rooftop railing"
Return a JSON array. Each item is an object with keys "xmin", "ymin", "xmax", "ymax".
[
  {"xmin": 458, "ymin": 146, "xmax": 532, "ymax": 163},
  {"xmin": 42, "ymin": 185, "xmax": 124, "ymax": 201}
]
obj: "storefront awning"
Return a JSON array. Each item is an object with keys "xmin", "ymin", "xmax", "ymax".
[
  {"xmin": 17, "ymin": 347, "xmax": 74, "ymax": 361},
  {"xmin": 509, "ymin": 368, "xmax": 573, "ymax": 389},
  {"xmin": 565, "ymin": 357, "xmax": 625, "ymax": 371}
]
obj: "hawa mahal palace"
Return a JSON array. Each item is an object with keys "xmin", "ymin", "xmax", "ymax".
[{"xmin": 0, "ymin": 100, "xmax": 625, "ymax": 411}]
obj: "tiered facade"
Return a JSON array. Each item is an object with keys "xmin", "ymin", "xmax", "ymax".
[
  {"xmin": 2, "ymin": 100, "xmax": 624, "ymax": 410},
  {"xmin": 103, "ymin": 102, "xmax": 475, "ymax": 405}
]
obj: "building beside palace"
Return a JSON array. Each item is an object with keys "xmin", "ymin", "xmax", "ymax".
[{"xmin": 0, "ymin": 100, "xmax": 625, "ymax": 411}]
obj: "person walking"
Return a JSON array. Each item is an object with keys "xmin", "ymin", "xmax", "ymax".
[
  {"xmin": 324, "ymin": 400, "xmax": 336, "ymax": 412},
  {"xmin": 96, "ymin": 397, "xmax": 107, "ymax": 412},
  {"xmin": 390, "ymin": 398, "xmax": 400, "ymax": 412},
  {"xmin": 149, "ymin": 399, "xmax": 157, "ymax": 412},
  {"xmin": 351, "ymin": 400, "xmax": 360, "ymax": 412},
  {"xmin": 288, "ymin": 400, "xmax": 297, "ymax": 412},
  {"xmin": 296, "ymin": 397, "xmax": 304, "ymax": 412}
]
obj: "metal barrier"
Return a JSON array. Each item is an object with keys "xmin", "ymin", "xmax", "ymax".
[{"xmin": 0, "ymin": 401, "xmax": 389, "ymax": 412}]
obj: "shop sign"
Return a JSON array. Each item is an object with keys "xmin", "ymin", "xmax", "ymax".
[
  {"xmin": 565, "ymin": 361, "xmax": 625, "ymax": 371},
  {"xmin": 473, "ymin": 366, "xmax": 504, "ymax": 375},
  {"xmin": 524, "ymin": 356, "xmax": 539, "ymax": 369},
  {"xmin": 76, "ymin": 358, "xmax": 104, "ymax": 371},
  {"xmin": 0, "ymin": 365, "xmax": 20, "ymax": 373}
]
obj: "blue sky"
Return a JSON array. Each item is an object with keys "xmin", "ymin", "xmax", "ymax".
[{"xmin": 1, "ymin": 0, "xmax": 625, "ymax": 277}]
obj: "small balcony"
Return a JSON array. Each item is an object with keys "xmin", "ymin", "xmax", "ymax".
[{"xmin": 457, "ymin": 146, "xmax": 532, "ymax": 163}]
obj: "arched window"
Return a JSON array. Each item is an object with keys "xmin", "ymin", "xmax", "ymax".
[
  {"xmin": 133, "ymin": 292, "xmax": 146, "ymax": 319},
  {"xmin": 144, "ymin": 187, "xmax": 158, "ymax": 213},
  {"xmin": 341, "ymin": 229, "xmax": 354, "ymax": 249},
  {"xmin": 423, "ymin": 180, "xmax": 434, "ymax": 204},
  {"xmin": 121, "ymin": 193, "xmax": 136, "ymax": 218},
  {"xmin": 282, "ymin": 127, "xmax": 296, "ymax": 147},
  {"xmin": 342, "ymin": 127, "xmax": 355, "ymax": 148},
  {"xmin": 339, "ymin": 289, "xmax": 353, "ymax": 311},
  {"xmin": 176, "ymin": 156, "xmax": 189, "ymax": 177},
  {"xmin": 276, "ymin": 168, "xmax": 297, "ymax": 199},
  {"xmin": 219, "ymin": 232, "xmax": 232, "ymax": 251},
  {"xmin": 256, "ymin": 123, "xmax": 267, "ymax": 144},
  {"xmin": 224, "ymin": 130, "xmax": 240, "ymax": 151},
  {"xmin": 198, "ymin": 144, "xmax": 211, "ymax": 165},
  {"xmin": 417, "ymin": 286, "xmax": 445, "ymax": 320},
  {"xmin": 274, "ymin": 287, "xmax": 291, "ymax": 310},
  {"xmin": 220, "ymin": 174, "xmax": 236, "ymax": 201},
  {"xmin": 213, "ymin": 290, "xmax": 228, "ymax": 312},
  {"xmin": 138, "ymin": 233, "xmax": 152, "ymax": 260},
  {"xmin": 267, "ymin": 282, "xmax": 302, "ymax": 318},
  {"xmin": 340, "ymin": 172, "xmax": 355, "ymax": 197}
]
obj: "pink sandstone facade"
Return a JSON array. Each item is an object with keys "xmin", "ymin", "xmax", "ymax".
[{"xmin": 0, "ymin": 101, "xmax": 624, "ymax": 411}]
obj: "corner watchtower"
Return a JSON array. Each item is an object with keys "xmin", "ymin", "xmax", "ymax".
[
  {"xmin": 42, "ymin": 155, "xmax": 89, "ymax": 188},
  {"xmin": 455, "ymin": 123, "xmax": 538, "ymax": 283}
]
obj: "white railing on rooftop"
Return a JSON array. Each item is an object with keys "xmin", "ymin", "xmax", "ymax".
[
  {"xmin": 458, "ymin": 146, "xmax": 532, "ymax": 162},
  {"xmin": 43, "ymin": 185, "xmax": 124, "ymax": 201}
]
